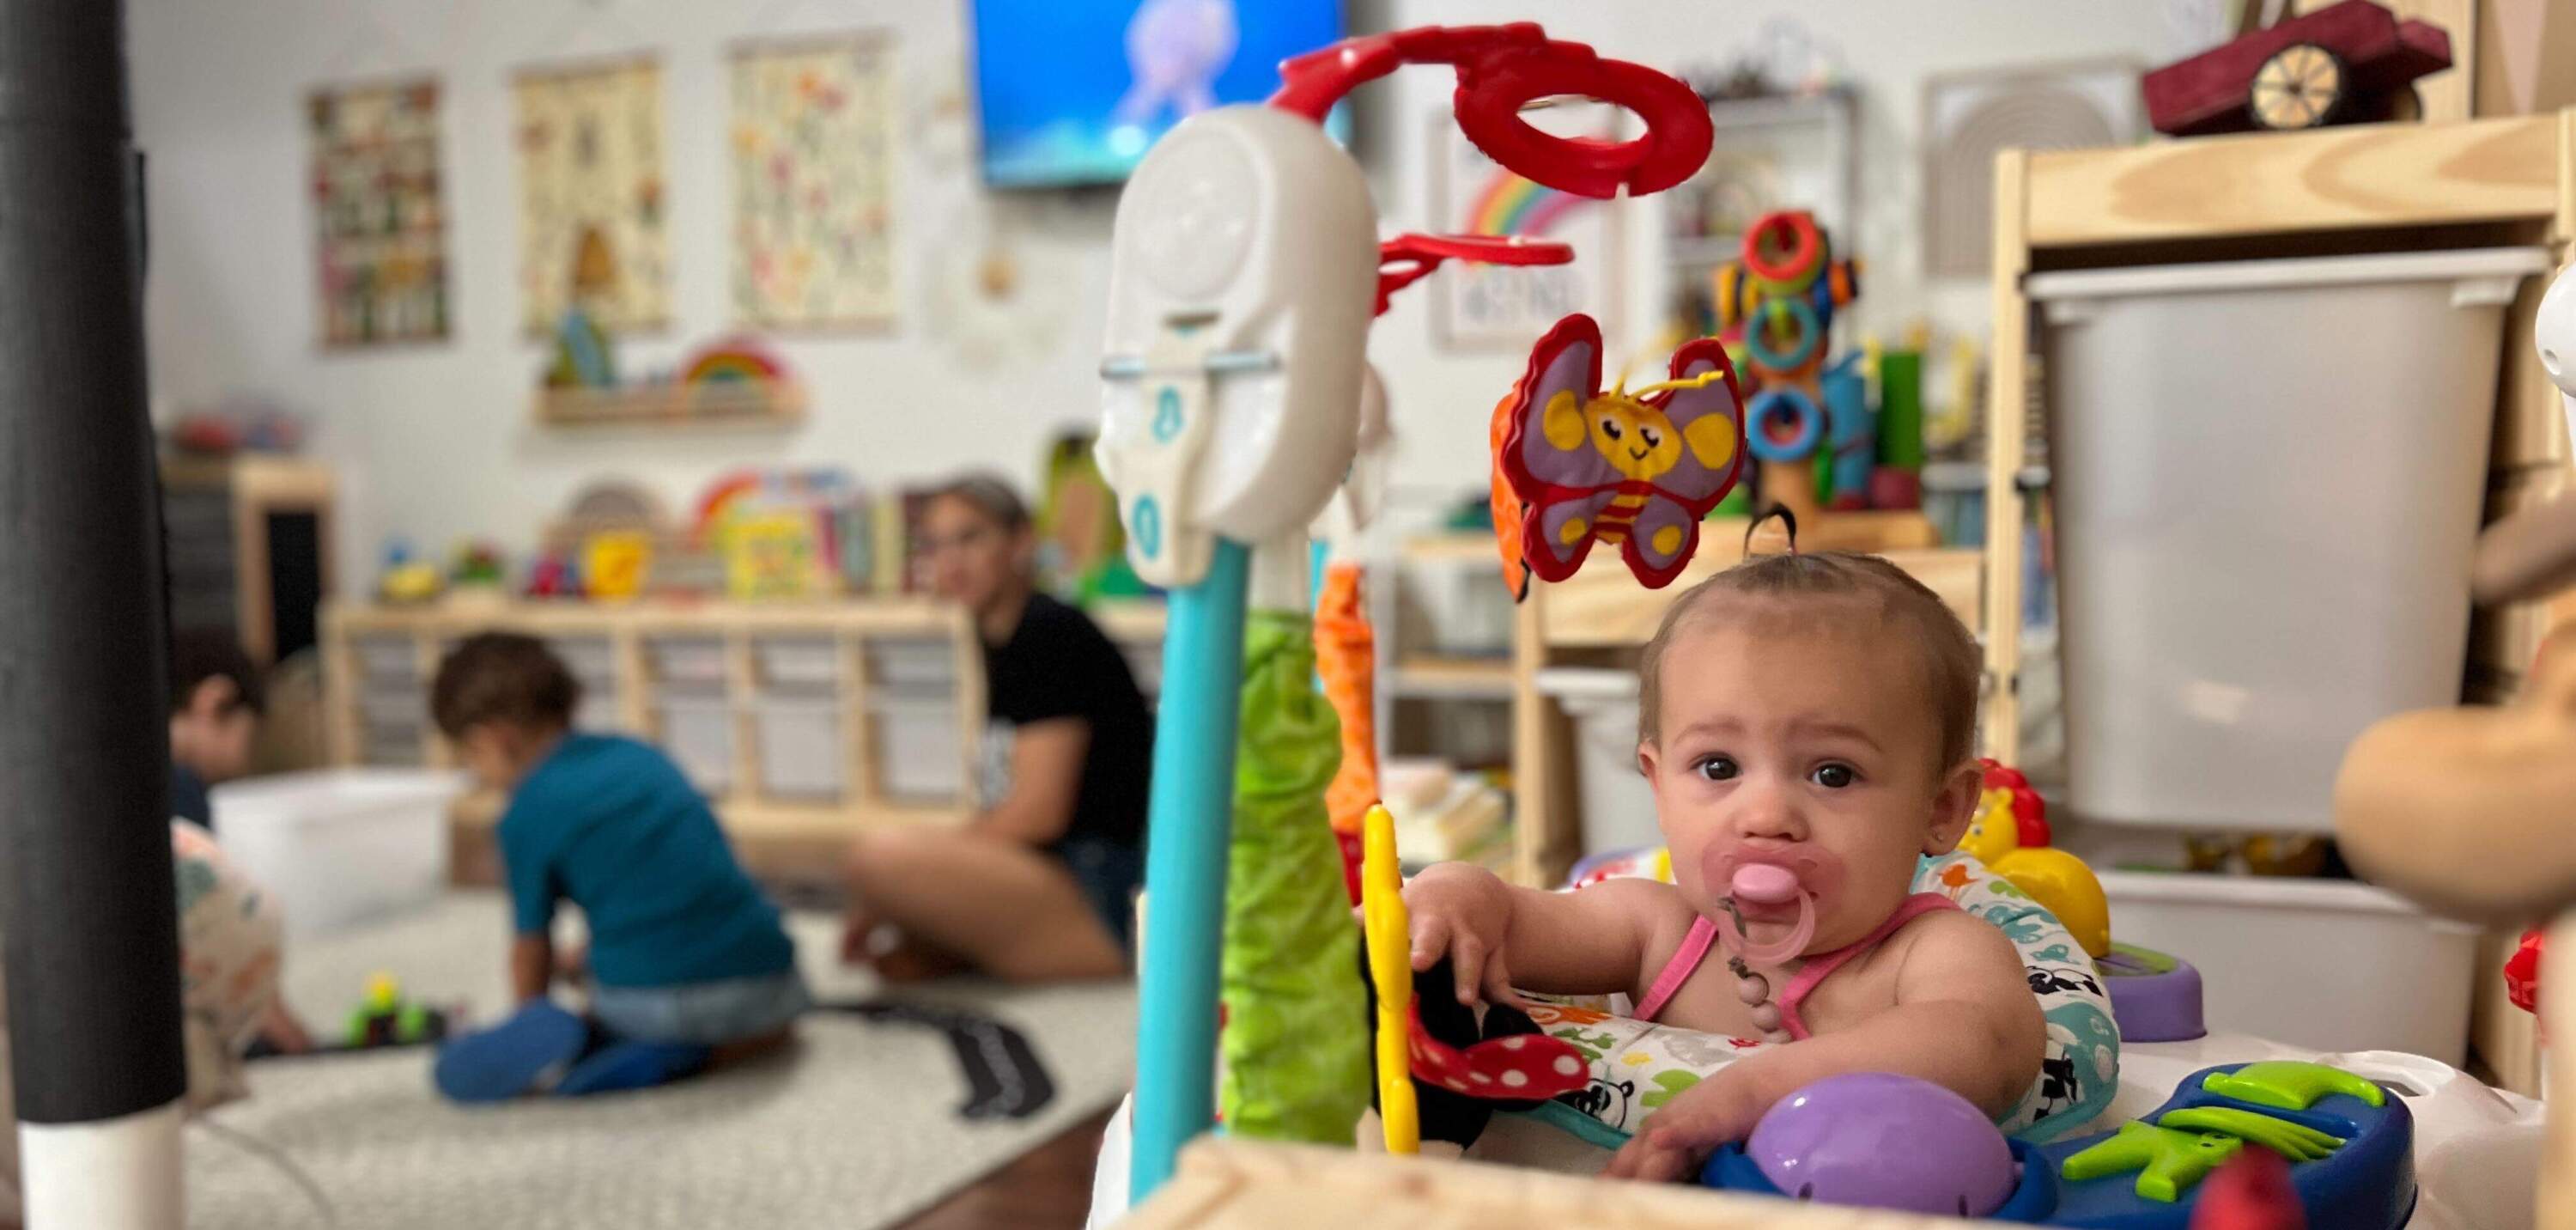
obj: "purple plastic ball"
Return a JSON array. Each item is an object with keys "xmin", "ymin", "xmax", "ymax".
[{"xmin": 1746, "ymin": 1073, "xmax": 2019, "ymax": 1217}]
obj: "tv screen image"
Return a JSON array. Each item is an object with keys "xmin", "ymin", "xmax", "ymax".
[{"xmin": 970, "ymin": 0, "xmax": 1349, "ymax": 188}]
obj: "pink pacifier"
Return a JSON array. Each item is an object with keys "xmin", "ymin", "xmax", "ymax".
[{"xmin": 1708, "ymin": 855, "xmax": 1820, "ymax": 966}]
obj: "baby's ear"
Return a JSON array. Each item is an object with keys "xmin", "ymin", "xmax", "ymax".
[
  {"xmin": 1636, "ymin": 740, "xmax": 1660, "ymax": 781},
  {"xmin": 1922, "ymin": 761, "xmax": 1984, "ymax": 856}
]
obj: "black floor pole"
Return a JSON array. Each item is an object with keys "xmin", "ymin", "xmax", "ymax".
[{"xmin": 0, "ymin": 0, "xmax": 188, "ymax": 1221}]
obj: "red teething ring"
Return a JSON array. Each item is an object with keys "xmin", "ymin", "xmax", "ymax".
[
  {"xmin": 1742, "ymin": 212, "xmax": 1823, "ymax": 288},
  {"xmin": 1272, "ymin": 25, "xmax": 1712, "ymax": 200}
]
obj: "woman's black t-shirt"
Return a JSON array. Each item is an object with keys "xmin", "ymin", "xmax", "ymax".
[{"xmin": 981, "ymin": 593, "xmax": 1152, "ymax": 852}]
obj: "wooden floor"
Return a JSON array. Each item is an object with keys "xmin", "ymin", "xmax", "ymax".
[{"xmin": 895, "ymin": 1107, "xmax": 1112, "ymax": 1229}]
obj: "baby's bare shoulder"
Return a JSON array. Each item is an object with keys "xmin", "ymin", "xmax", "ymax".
[{"xmin": 1890, "ymin": 906, "xmax": 2029, "ymax": 989}]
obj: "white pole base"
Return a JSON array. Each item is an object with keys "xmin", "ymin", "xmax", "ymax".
[{"xmin": 21, "ymin": 1100, "xmax": 183, "ymax": 1230}]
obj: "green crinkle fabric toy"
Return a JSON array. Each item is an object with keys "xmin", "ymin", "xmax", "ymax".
[{"xmin": 1218, "ymin": 610, "xmax": 1370, "ymax": 1142}]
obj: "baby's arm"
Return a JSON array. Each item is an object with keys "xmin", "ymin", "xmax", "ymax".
[
  {"xmin": 1403, "ymin": 863, "xmax": 1677, "ymax": 1007},
  {"xmin": 1605, "ymin": 909, "xmax": 2044, "ymax": 1181}
]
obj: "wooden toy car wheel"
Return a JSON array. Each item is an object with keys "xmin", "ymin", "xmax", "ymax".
[{"xmin": 2250, "ymin": 42, "xmax": 2346, "ymax": 130}]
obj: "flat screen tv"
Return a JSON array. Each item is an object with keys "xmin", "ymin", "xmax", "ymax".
[{"xmin": 970, "ymin": 0, "xmax": 1351, "ymax": 189}]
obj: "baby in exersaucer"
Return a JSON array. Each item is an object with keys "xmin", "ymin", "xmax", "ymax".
[{"xmin": 1404, "ymin": 545, "xmax": 2044, "ymax": 1181}]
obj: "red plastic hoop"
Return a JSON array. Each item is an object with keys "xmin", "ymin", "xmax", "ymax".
[
  {"xmin": 1271, "ymin": 24, "xmax": 1712, "ymax": 200},
  {"xmin": 1742, "ymin": 212, "xmax": 1823, "ymax": 287},
  {"xmin": 1374, "ymin": 232, "xmax": 1571, "ymax": 316}
]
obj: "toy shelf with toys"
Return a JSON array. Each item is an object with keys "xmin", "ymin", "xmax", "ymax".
[{"xmin": 324, "ymin": 596, "xmax": 1163, "ymax": 879}]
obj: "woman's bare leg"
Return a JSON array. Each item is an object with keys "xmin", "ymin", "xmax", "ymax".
[{"xmin": 844, "ymin": 827, "xmax": 1126, "ymax": 982}]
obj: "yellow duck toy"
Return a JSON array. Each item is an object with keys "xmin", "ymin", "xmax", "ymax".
[{"xmin": 1960, "ymin": 781, "xmax": 2112, "ymax": 959}]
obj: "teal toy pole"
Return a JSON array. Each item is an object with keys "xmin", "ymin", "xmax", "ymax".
[{"xmin": 1129, "ymin": 538, "xmax": 1253, "ymax": 1199}]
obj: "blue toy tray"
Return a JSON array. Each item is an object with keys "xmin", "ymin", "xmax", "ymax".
[{"xmin": 1703, "ymin": 1063, "xmax": 2414, "ymax": 1228}]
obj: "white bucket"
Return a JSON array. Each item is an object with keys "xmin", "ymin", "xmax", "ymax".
[{"xmin": 2033, "ymin": 247, "xmax": 2554, "ymax": 833}]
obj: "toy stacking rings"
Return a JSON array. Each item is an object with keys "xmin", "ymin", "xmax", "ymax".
[
  {"xmin": 1747, "ymin": 387, "xmax": 1826, "ymax": 462},
  {"xmin": 1743, "ymin": 212, "xmax": 1825, "ymax": 291},
  {"xmin": 1742, "ymin": 295, "xmax": 1823, "ymax": 374}
]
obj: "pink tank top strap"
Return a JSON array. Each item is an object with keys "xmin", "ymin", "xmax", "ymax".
[
  {"xmin": 1775, "ymin": 892, "xmax": 1958, "ymax": 1041},
  {"xmin": 1633, "ymin": 915, "xmax": 1719, "ymax": 1022}
]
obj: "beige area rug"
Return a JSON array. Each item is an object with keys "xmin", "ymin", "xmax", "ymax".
[{"xmin": 185, "ymin": 893, "xmax": 1135, "ymax": 1229}]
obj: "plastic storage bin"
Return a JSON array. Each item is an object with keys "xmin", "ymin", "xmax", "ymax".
[
  {"xmin": 1533, "ymin": 667, "xmax": 1659, "ymax": 856},
  {"xmin": 866, "ymin": 638, "xmax": 957, "ymax": 691},
  {"xmin": 210, "ymin": 769, "xmax": 462, "ymax": 935},
  {"xmin": 2094, "ymin": 868, "xmax": 2478, "ymax": 1063},
  {"xmin": 871, "ymin": 691, "xmax": 965, "ymax": 801},
  {"xmin": 645, "ymin": 636, "xmax": 726, "ymax": 686},
  {"xmin": 655, "ymin": 697, "xmax": 735, "ymax": 795},
  {"xmin": 754, "ymin": 697, "xmax": 845, "ymax": 800},
  {"xmin": 756, "ymin": 637, "xmax": 841, "ymax": 691},
  {"xmin": 2032, "ymin": 247, "xmax": 2553, "ymax": 834}
]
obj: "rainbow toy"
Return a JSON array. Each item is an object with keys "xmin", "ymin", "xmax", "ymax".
[{"xmin": 680, "ymin": 338, "xmax": 787, "ymax": 387}]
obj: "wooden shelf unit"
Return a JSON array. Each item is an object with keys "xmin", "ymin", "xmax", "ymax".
[
  {"xmin": 324, "ymin": 597, "xmax": 990, "ymax": 846},
  {"xmin": 1507, "ymin": 510, "xmax": 1978, "ymax": 888},
  {"xmin": 160, "ymin": 455, "xmax": 336, "ymax": 665},
  {"xmin": 534, "ymin": 380, "xmax": 807, "ymax": 429}
]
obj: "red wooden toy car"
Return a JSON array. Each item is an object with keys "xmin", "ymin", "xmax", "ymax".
[{"xmin": 2144, "ymin": 0, "xmax": 2451, "ymax": 137}]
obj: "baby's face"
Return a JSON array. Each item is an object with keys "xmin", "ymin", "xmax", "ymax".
[{"xmin": 1640, "ymin": 612, "xmax": 1976, "ymax": 955}]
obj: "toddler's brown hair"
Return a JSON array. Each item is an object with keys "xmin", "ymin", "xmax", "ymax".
[
  {"xmin": 1636, "ymin": 550, "xmax": 1983, "ymax": 772},
  {"xmin": 431, "ymin": 632, "xmax": 580, "ymax": 739}
]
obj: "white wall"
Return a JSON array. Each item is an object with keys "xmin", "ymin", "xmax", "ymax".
[{"xmin": 130, "ymin": 0, "xmax": 2186, "ymax": 595}]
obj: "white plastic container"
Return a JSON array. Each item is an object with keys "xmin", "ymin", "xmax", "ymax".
[
  {"xmin": 645, "ymin": 636, "xmax": 726, "ymax": 686},
  {"xmin": 870, "ymin": 691, "xmax": 964, "ymax": 801},
  {"xmin": 655, "ymin": 697, "xmax": 735, "ymax": 795},
  {"xmin": 2095, "ymin": 868, "xmax": 2479, "ymax": 1063},
  {"xmin": 754, "ymin": 697, "xmax": 845, "ymax": 800},
  {"xmin": 2032, "ymin": 247, "xmax": 2553, "ymax": 834},
  {"xmin": 210, "ymin": 769, "xmax": 462, "ymax": 935},
  {"xmin": 1533, "ymin": 667, "xmax": 1659, "ymax": 856},
  {"xmin": 756, "ymin": 637, "xmax": 841, "ymax": 691},
  {"xmin": 865, "ymin": 638, "xmax": 956, "ymax": 691}
]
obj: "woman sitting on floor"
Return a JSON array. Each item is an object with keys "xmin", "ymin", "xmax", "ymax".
[{"xmin": 841, "ymin": 473, "xmax": 1151, "ymax": 983}]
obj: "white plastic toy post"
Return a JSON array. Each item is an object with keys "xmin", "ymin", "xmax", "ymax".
[
  {"xmin": 1097, "ymin": 101, "xmax": 1376, "ymax": 1201},
  {"xmin": 1098, "ymin": 23, "xmax": 1711, "ymax": 1204}
]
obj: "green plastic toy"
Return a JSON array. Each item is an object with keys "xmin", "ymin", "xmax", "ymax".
[
  {"xmin": 2062, "ymin": 1121, "xmax": 2245, "ymax": 1203},
  {"xmin": 2201, "ymin": 1061, "xmax": 2385, "ymax": 1111},
  {"xmin": 2157, "ymin": 1106, "xmax": 2346, "ymax": 1162}
]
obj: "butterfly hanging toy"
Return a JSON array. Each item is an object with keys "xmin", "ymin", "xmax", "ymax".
[{"xmin": 1492, "ymin": 314, "xmax": 1747, "ymax": 595}]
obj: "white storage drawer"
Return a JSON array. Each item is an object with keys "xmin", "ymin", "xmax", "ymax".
[
  {"xmin": 646, "ymin": 636, "xmax": 727, "ymax": 687},
  {"xmin": 871, "ymin": 691, "xmax": 964, "ymax": 802},
  {"xmin": 755, "ymin": 697, "xmax": 845, "ymax": 800},
  {"xmin": 549, "ymin": 636, "xmax": 617, "ymax": 685},
  {"xmin": 756, "ymin": 636, "xmax": 841, "ymax": 691},
  {"xmin": 866, "ymin": 637, "xmax": 957, "ymax": 691},
  {"xmin": 352, "ymin": 635, "xmax": 418, "ymax": 682},
  {"xmin": 656, "ymin": 697, "xmax": 735, "ymax": 795}
]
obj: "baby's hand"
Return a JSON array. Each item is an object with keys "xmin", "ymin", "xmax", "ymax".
[
  {"xmin": 1400, "ymin": 862, "xmax": 1524, "ymax": 1008},
  {"xmin": 1601, "ymin": 1069, "xmax": 1763, "ymax": 1183}
]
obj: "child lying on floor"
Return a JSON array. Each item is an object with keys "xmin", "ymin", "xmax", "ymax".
[
  {"xmin": 1403, "ymin": 549, "xmax": 2044, "ymax": 1180},
  {"xmin": 428, "ymin": 633, "xmax": 807, "ymax": 1100}
]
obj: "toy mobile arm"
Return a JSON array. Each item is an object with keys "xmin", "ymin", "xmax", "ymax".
[{"xmin": 1268, "ymin": 23, "xmax": 1712, "ymax": 200}]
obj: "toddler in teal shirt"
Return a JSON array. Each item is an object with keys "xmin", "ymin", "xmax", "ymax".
[{"xmin": 428, "ymin": 632, "xmax": 807, "ymax": 1100}]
